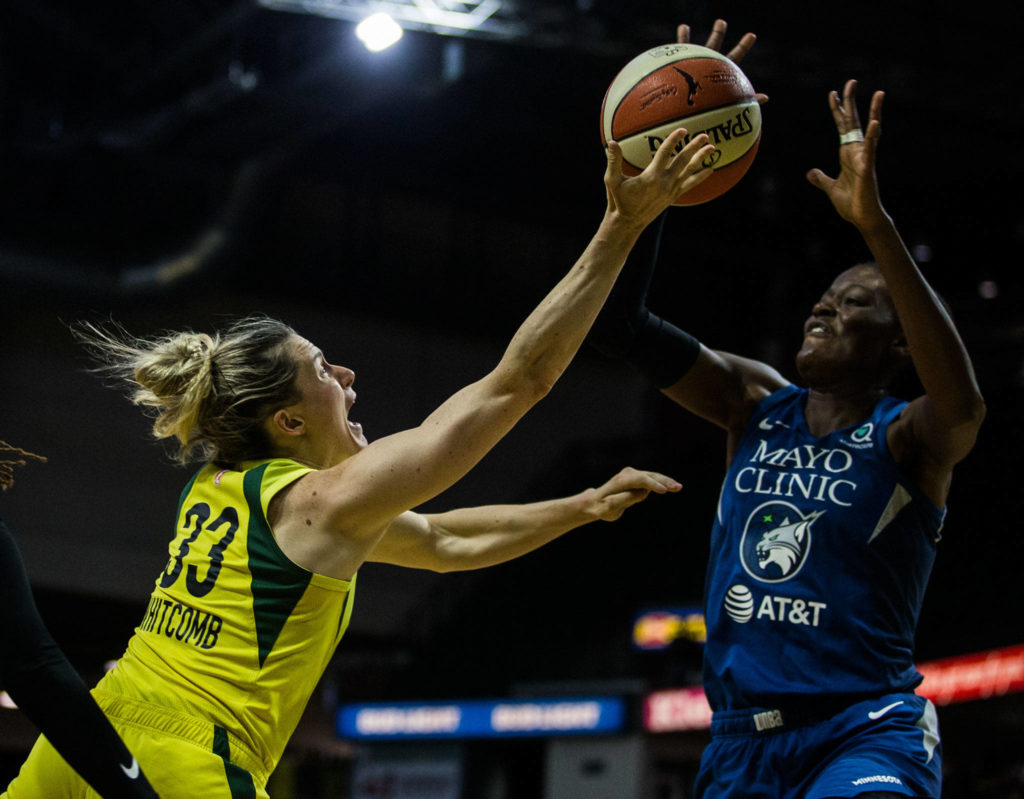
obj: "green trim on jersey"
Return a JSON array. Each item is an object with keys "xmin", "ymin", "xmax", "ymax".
[
  {"xmin": 242, "ymin": 464, "xmax": 313, "ymax": 667},
  {"xmin": 214, "ymin": 724, "xmax": 257, "ymax": 798},
  {"xmin": 176, "ymin": 469, "xmax": 202, "ymax": 518}
]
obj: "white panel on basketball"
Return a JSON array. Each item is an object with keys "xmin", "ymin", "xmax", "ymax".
[{"xmin": 616, "ymin": 99, "xmax": 762, "ymax": 173}]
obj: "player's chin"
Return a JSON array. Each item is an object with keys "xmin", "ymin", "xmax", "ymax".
[
  {"xmin": 338, "ymin": 421, "xmax": 368, "ymax": 450},
  {"xmin": 794, "ymin": 348, "xmax": 828, "ymax": 383},
  {"xmin": 351, "ymin": 425, "xmax": 369, "ymax": 448}
]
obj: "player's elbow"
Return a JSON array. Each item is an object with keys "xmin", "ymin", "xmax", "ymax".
[
  {"xmin": 518, "ymin": 355, "xmax": 563, "ymax": 402},
  {"xmin": 952, "ymin": 391, "xmax": 987, "ymax": 438},
  {"xmin": 970, "ymin": 392, "xmax": 987, "ymax": 425},
  {"xmin": 964, "ymin": 394, "xmax": 987, "ymax": 445},
  {"xmin": 428, "ymin": 534, "xmax": 490, "ymax": 573},
  {"xmin": 490, "ymin": 366, "xmax": 556, "ymax": 412},
  {"xmin": 938, "ymin": 399, "xmax": 987, "ymax": 465}
]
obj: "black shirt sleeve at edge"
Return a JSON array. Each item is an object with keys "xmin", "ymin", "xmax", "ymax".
[{"xmin": 0, "ymin": 517, "xmax": 160, "ymax": 799}]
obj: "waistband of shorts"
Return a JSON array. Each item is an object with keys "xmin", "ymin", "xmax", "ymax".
[
  {"xmin": 92, "ymin": 688, "xmax": 269, "ymax": 782},
  {"xmin": 709, "ymin": 696, "xmax": 869, "ymax": 738}
]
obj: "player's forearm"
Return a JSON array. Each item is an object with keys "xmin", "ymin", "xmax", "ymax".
[
  {"xmin": 493, "ymin": 213, "xmax": 644, "ymax": 396},
  {"xmin": 422, "ymin": 492, "xmax": 599, "ymax": 571},
  {"xmin": 860, "ymin": 216, "xmax": 985, "ymax": 419},
  {"xmin": 6, "ymin": 657, "xmax": 160, "ymax": 799},
  {"xmin": 0, "ymin": 520, "xmax": 159, "ymax": 798}
]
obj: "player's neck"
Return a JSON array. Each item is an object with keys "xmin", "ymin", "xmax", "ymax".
[{"xmin": 803, "ymin": 386, "xmax": 886, "ymax": 437}]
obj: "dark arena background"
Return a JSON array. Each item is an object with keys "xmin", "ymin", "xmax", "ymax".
[{"xmin": 1, "ymin": 1, "xmax": 1021, "ymax": 797}]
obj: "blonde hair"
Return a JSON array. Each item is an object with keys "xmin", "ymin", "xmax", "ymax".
[
  {"xmin": 73, "ymin": 316, "xmax": 302, "ymax": 467},
  {"xmin": 0, "ymin": 440, "xmax": 47, "ymax": 491}
]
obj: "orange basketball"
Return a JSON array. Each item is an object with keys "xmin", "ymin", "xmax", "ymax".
[{"xmin": 600, "ymin": 43, "xmax": 762, "ymax": 205}]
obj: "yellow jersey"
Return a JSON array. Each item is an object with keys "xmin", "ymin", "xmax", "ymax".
[{"xmin": 96, "ymin": 459, "xmax": 356, "ymax": 776}]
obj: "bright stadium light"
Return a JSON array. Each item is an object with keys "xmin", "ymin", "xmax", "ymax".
[
  {"xmin": 259, "ymin": 0, "xmax": 519, "ymax": 41},
  {"xmin": 356, "ymin": 12, "xmax": 404, "ymax": 51}
]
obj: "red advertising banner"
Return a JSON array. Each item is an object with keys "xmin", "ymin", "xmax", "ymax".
[
  {"xmin": 643, "ymin": 686, "xmax": 713, "ymax": 733},
  {"xmin": 643, "ymin": 644, "xmax": 1024, "ymax": 732},
  {"xmin": 916, "ymin": 644, "xmax": 1024, "ymax": 706}
]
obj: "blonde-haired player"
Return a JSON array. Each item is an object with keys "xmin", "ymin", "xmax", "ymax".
[{"xmin": 2, "ymin": 130, "xmax": 715, "ymax": 798}]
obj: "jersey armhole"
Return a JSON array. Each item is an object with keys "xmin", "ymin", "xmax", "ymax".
[
  {"xmin": 739, "ymin": 383, "xmax": 803, "ymax": 438},
  {"xmin": 248, "ymin": 460, "xmax": 357, "ymax": 589},
  {"xmin": 875, "ymin": 401, "xmax": 947, "ymax": 533}
]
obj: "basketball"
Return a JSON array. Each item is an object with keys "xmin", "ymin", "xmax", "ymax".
[{"xmin": 600, "ymin": 43, "xmax": 762, "ymax": 206}]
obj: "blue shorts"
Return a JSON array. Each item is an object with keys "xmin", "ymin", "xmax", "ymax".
[{"xmin": 694, "ymin": 693, "xmax": 941, "ymax": 799}]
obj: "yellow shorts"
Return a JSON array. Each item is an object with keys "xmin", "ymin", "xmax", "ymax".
[{"xmin": 1, "ymin": 691, "xmax": 269, "ymax": 799}]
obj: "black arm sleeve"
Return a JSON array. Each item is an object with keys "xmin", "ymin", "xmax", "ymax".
[
  {"xmin": 0, "ymin": 517, "xmax": 161, "ymax": 799},
  {"xmin": 588, "ymin": 210, "xmax": 702, "ymax": 388}
]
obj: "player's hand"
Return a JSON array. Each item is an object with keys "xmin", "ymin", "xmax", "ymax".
[
  {"xmin": 678, "ymin": 18, "xmax": 767, "ymax": 105},
  {"xmin": 806, "ymin": 79, "xmax": 888, "ymax": 232},
  {"xmin": 585, "ymin": 467, "xmax": 682, "ymax": 522},
  {"xmin": 604, "ymin": 129, "xmax": 714, "ymax": 229}
]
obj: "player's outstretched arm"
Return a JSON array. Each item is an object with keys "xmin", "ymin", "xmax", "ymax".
[
  {"xmin": 0, "ymin": 518, "xmax": 161, "ymax": 799},
  {"xmin": 806, "ymin": 80, "xmax": 985, "ymax": 471},
  {"xmin": 296, "ymin": 132, "xmax": 714, "ymax": 544},
  {"xmin": 367, "ymin": 467, "xmax": 682, "ymax": 572}
]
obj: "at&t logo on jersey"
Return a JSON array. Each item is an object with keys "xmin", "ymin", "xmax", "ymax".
[
  {"xmin": 739, "ymin": 501, "xmax": 823, "ymax": 583},
  {"xmin": 724, "ymin": 585, "xmax": 754, "ymax": 623},
  {"xmin": 723, "ymin": 583, "xmax": 827, "ymax": 628}
]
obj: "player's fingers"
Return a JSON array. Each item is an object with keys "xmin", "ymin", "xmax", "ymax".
[
  {"xmin": 827, "ymin": 89, "xmax": 844, "ymax": 129},
  {"xmin": 868, "ymin": 90, "xmax": 885, "ymax": 128},
  {"xmin": 865, "ymin": 118, "xmax": 882, "ymax": 148},
  {"xmin": 642, "ymin": 472, "xmax": 683, "ymax": 492},
  {"xmin": 675, "ymin": 157, "xmax": 714, "ymax": 197},
  {"xmin": 725, "ymin": 31, "xmax": 757, "ymax": 64},
  {"xmin": 841, "ymin": 79, "xmax": 862, "ymax": 129},
  {"xmin": 610, "ymin": 468, "xmax": 682, "ymax": 494},
  {"xmin": 674, "ymin": 139, "xmax": 714, "ymax": 183},
  {"xmin": 648, "ymin": 128, "xmax": 688, "ymax": 169},
  {"xmin": 604, "ymin": 140, "xmax": 624, "ymax": 186},
  {"xmin": 676, "ymin": 24, "xmax": 690, "ymax": 44},
  {"xmin": 704, "ymin": 18, "xmax": 727, "ymax": 51},
  {"xmin": 674, "ymin": 131, "xmax": 710, "ymax": 163},
  {"xmin": 601, "ymin": 489, "xmax": 650, "ymax": 520},
  {"xmin": 805, "ymin": 167, "xmax": 835, "ymax": 193}
]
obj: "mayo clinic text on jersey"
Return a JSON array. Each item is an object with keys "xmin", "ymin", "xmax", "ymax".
[{"xmin": 734, "ymin": 438, "xmax": 858, "ymax": 507}]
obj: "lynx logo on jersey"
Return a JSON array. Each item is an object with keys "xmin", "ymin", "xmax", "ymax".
[{"xmin": 739, "ymin": 501, "xmax": 823, "ymax": 583}]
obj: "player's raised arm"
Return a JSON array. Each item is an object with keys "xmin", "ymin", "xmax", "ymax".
[
  {"xmin": 590, "ymin": 18, "xmax": 785, "ymax": 444},
  {"xmin": 285, "ymin": 131, "xmax": 715, "ymax": 545},
  {"xmin": 806, "ymin": 80, "xmax": 985, "ymax": 473}
]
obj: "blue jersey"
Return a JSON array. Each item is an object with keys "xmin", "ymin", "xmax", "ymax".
[{"xmin": 703, "ymin": 384, "xmax": 945, "ymax": 712}]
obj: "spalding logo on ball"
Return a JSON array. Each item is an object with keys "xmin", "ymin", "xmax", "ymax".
[{"xmin": 600, "ymin": 43, "xmax": 762, "ymax": 205}]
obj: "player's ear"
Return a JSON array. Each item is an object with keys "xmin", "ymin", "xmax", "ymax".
[
  {"xmin": 270, "ymin": 408, "xmax": 305, "ymax": 438},
  {"xmin": 890, "ymin": 333, "xmax": 909, "ymax": 359},
  {"xmin": 885, "ymin": 333, "xmax": 913, "ymax": 391}
]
